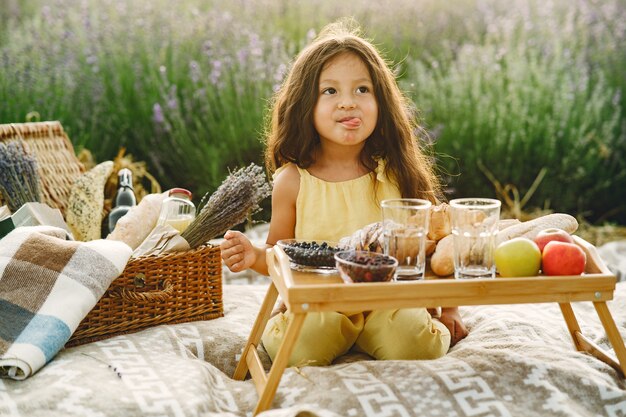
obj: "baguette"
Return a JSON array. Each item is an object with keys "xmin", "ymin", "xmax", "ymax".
[
  {"xmin": 497, "ymin": 218, "xmax": 522, "ymax": 230},
  {"xmin": 430, "ymin": 213, "xmax": 578, "ymax": 277},
  {"xmin": 107, "ymin": 192, "xmax": 168, "ymax": 249},
  {"xmin": 495, "ymin": 213, "xmax": 578, "ymax": 246}
]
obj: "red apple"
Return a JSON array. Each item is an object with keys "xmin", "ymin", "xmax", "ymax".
[
  {"xmin": 533, "ymin": 228, "xmax": 574, "ymax": 252},
  {"xmin": 541, "ymin": 241, "xmax": 586, "ymax": 276}
]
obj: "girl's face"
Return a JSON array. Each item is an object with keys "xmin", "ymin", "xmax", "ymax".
[{"xmin": 313, "ymin": 52, "xmax": 378, "ymax": 150}]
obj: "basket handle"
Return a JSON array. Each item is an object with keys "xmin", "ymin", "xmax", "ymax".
[
  {"xmin": 109, "ymin": 279, "xmax": 175, "ymax": 303},
  {"xmin": 8, "ymin": 124, "xmax": 27, "ymax": 148}
]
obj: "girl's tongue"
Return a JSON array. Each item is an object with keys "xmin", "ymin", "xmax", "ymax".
[{"xmin": 340, "ymin": 117, "xmax": 361, "ymax": 128}]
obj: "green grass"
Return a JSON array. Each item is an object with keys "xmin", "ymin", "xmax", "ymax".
[{"xmin": 1, "ymin": 0, "xmax": 625, "ymax": 224}]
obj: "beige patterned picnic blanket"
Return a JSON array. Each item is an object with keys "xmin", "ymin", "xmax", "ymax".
[{"xmin": 1, "ymin": 283, "xmax": 625, "ymax": 416}]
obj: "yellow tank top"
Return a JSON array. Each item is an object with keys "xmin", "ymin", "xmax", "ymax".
[{"xmin": 275, "ymin": 160, "xmax": 401, "ymax": 242}]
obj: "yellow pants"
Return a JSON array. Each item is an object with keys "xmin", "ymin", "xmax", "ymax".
[{"xmin": 261, "ymin": 308, "xmax": 450, "ymax": 367}]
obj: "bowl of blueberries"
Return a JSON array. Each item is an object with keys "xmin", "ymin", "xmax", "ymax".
[
  {"xmin": 334, "ymin": 250, "xmax": 398, "ymax": 283},
  {"xmin": 276, "ymin": 239, "xmax": 343, "ymax": 273}
]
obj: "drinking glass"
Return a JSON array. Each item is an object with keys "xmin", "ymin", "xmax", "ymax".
[
  {"xmin": 381, "ymin": 199, "xmax": 431, "ymax": 280},
  {"xmin": 450, "ymin": 198, "xmax": 501, "ymax": 279}
]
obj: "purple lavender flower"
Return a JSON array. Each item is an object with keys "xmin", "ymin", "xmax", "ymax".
[
  {"xmin": 152, "ymin": 103, "xmax": 165, "ymax": 124},
  {"xmin": 41, "ymin": 6, "xmax": 52, "ymax": 22},
  {"xmin": 306, "ymin": 28, "xmax": 316, "ymax": 43},
  {"xmin": 237, "ymin": 48, "xmax": 249, "ymax": 66},
  {"xmin": 189, "ymin": 60, "xmax": 201, "ymax": 83},
  {"xmin": 203, "ymin": 40, "xmax": 214, "ymax": 58},
  {"xmin": 274, "ymin": 63, "xmax": 287, "ymax": 83},
  {"xmin": 210, "ymin": 60, "xmax": 222, "ymax": 86},
  {"xmin": 249, "ymin": 32, "xmax": 262, "ymax": 57},
  {"xmin": 612, "ymin": 91, "xmax": 621, "ymax": 106},
  {"xmin": 167, "ymin": 85, "xmax": 178, "ymax": 110},
  {"xmin": 0, "ymin": 142, "xmax": 41, "ymax": 211}
]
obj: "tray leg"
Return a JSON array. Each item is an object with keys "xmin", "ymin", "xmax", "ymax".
[
  {"xmin": 233, "ymin": 282, "xmax": 279, "ymax": 380},
  {"xmin": 559, "ymin": 302, "xmax": 626, "ymax": 376},
  {"xmin": 593, "ymin": 301, "xmax": 626, "ymax": 377},
  {"xmin": 559, "ymin": 303, "xmax": 585, "ymax": 352},
  {"xmin": 560, "ymin": 302, "xmax": 626, "ymax": 377},
  {"xmin": 254, "ymin": 312, "xmax": 306, "ymax": 416}
]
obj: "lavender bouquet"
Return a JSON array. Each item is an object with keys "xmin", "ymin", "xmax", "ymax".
[
  {"xmin": 181, "ymin": 163, "xmax": 271, "ymax": 248},
  {"xmin": 0, "ymin": 141, "xmax": 42, "ymax": 212}
]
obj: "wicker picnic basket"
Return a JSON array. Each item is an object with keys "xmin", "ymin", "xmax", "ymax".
[
  {"xmin": 66, "ymin": 244, "xmax": 223, "ymax": 346},
  {"xmin": 0, "ymin": 121, "xmax": 85, "ymax": 216},
  {"xmin": 0, "ymin": 121, "xmax": 224, "ymax": 346}
]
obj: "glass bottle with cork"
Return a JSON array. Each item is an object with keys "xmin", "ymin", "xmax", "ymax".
[
  {"xmin": 107, "ymin": 168, "xmax": 137, "ymax": 234},
  {"xmin": 157, "ymin": 188, "xmax": 196, "ymax": 233}
]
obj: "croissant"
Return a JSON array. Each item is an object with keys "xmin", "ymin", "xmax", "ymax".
[{"xmin": 339, "ymin": 221, "xmax": 385, "ymax": 253}]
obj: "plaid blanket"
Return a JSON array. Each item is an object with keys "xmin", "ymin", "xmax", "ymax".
[{"xmin": 0, "ymin": 225, "xmax": 132, "ymax": 380}]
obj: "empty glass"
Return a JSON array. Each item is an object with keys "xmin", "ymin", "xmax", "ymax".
[
  {"xmin": 450, "ymin": 198, "xmax": 501, "ymax": 279},
  {"xmin": 381, "ymin": 198, "xmax": 431, "ymax": 280}
]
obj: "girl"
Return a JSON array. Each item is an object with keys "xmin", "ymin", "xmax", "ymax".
[{"xmin": 220, "ymin": 19, "xmax": 468, "ymax": 366}]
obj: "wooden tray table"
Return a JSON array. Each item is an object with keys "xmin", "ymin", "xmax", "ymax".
[{"xmin": 233, "ymin": 236, "xmax": 625, "ymax": 415}]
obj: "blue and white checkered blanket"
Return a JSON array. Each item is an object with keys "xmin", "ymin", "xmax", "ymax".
[{"xmin": 0, "ymin": 225, "xmax": 131, "ymax": 379}]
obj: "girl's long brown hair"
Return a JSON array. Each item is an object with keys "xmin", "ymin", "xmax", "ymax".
[{"xmin": 264, "ymin": 19, "xmax": 441, "ymax": 203}]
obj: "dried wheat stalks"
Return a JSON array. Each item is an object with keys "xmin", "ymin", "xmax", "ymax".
[{"xmin": 181, "ymin": 163, "xmax": 271, "ymax": 248}]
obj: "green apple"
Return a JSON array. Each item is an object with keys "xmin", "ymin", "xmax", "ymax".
[{"xmin": 495, "ymin": 237, "xmax": 542, "ymax": 277}]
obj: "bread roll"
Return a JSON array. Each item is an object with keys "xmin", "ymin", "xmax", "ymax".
[
  {"xmin": 427, "ymin": 203, "xmax": 451, "ymax": 241},
  {"xmin": 425, "ymin": 239, "xmax": 436, "ymax": 257},
  {"xmin": 430, "ymin": 234, "xmax": 454, "ymax": 276}
]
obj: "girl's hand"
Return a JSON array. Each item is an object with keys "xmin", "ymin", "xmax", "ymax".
[
  {"xmin": 439, "ymin": 307, "xmax": 468, "ymax": 347},
  {"xmin": 220, "ymin": 230, "xmax": 257, "ymax": 272}
]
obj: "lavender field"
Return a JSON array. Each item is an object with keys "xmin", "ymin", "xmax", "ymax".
[{"xmin": 2, "ymin": 0, "xmax": 625, "ymax": 224}]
